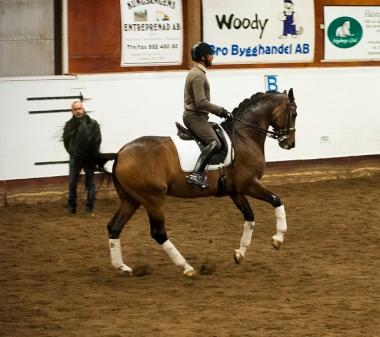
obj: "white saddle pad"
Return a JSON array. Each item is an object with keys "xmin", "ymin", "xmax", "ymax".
[{"xmin": 170, "ymin": 125, "xmax": 234, "ymax": 172}]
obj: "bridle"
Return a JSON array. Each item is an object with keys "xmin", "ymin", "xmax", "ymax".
[
  {"xmin": 227, "ymin": 93, "xmax": 296, "ymax": 167},
  {"xmin": 231, "ymin": 101, "xmax": 296, "ymax": 141},
  {"xmin": 271, "ymin": 101, "xmax": 297, "ymax": 142}
]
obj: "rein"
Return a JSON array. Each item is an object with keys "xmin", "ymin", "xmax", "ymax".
[
  {"xmin": 230, "ymin": 98, "xmax": 296, "ymax": 141},
  {"xmin": 232, "ymin": 118, "xmax": 295, "ymax": 140}
]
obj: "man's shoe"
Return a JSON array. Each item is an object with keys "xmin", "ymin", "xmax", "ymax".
[
  {"xmin": 67, "ymin": 207, "xmax": 76, "ymax": 215},
  {"xmin": 85, "ymin": 207, "xmax": 95, "ymax": 216},
  {"xmin": 186, "ymin": 172, "xmax": 208, "ymax": 189}
]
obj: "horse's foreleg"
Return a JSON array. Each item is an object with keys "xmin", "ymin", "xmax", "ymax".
[
  {"xmin": 229, "ymin": 194, "xmax": 255, "ymax": 264},
  {"xmin": 272, "ymin": 204, "xmax": 287, "ymax": 249},
  {"xmin": 147, "ymin": 203, "xmax": 196, "ymax": 277},
  {"xmin": 107, "ymin": 198, "xmax": 140, "ymax": 275},
  {"xmin": 247, "ymin": 180, "xmax": 287, "ymax": 249}
]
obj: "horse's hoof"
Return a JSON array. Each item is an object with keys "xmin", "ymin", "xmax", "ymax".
[
  {"xmin": 121, "ymin": 269, "xmax": 133, "ymax": 276},
  {"xmin": 183, "ymin": 268, "xmax": 197, "ymax": 278},
  {"xmin": 271, "ymin": 238, "xmax": 283, "ymax": 250},
  {"xmin": 272, "ymin": 233, "xmax": 284, "ymax": 250},
  {"xmin": 117, "ymin": 264, "xmax": 133, "ymax": 276},
  {"xmin": 233, "ymin": 249, "xmax": 243, "ymax": 264}
]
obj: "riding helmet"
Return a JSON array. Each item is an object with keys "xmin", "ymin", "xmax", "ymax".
[{"xmin": 191, "ymin": 42, "xmax": 213, "ymax": 61}]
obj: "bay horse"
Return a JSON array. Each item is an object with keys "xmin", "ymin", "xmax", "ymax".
[{"xmin": 107, "ymin": 89, "xmax": 297, "ymax": 277}]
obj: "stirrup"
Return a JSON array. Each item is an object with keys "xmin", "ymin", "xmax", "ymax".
[{"xmin": 186, "ymin": 172, "xmax": 208, "ymax": 189}]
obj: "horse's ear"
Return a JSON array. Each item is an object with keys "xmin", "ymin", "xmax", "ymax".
[
  {"xmin": 288, "ymin": 88, "xmax": 294, "ymax": 103},
  {"xmin": 282, "ymin": 90, "xmax": 287, "ymax": 95}
]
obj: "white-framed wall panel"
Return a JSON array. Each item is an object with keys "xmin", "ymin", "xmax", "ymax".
[{"xmin": 0, "ymin": 67, "xmax": 379, "ymax": 180}]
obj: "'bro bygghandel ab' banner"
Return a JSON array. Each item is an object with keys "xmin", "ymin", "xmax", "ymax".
[
  {"xmin": 202, "ymin": 0, "xmax": 315, "ymax": 64},
  {"xmin": 120, "ymin": 0, "xmax": 183, "ymax": 66}
]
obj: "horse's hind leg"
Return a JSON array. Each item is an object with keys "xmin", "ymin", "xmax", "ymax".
[
  {"xmin": 107, "ymin": 193, "xmax": 140, "ymax": 275},
  {"xmin": 145, "ymin": 197, "xmax": 196, "ymax": 277},
  {"xmin": 247, "ymin": 179, "xmax": 287, "ymax": 249},
  {"xmin": 229, "ymin": 194, "xmax": 255, "ymax": 264}
]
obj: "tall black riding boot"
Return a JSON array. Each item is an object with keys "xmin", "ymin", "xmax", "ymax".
[{"xmin": 186, "ymin": 141, "xmax": 219, "ymax": 189}]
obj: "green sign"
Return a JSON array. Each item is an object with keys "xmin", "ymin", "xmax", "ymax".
[{"xmin": 327, "ymin": 16, "xmax": 363, "ymax": 49}]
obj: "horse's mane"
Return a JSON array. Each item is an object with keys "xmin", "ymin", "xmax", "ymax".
[
  {"xmin": 231, "ymin": 92, "xmax": 263, "ymax": 116},
  {"xmin": 231, "ymin": 91, "xmax": 281, "ymax": 117},
  {"xmin": 222, "ymin": 91, "xmax": 281, "ymax": 132}
]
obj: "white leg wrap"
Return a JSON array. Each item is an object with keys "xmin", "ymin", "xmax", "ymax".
[
  {"xmin": 162, "ymin": 240, "xmax": 194, "ymax": 274},
  {"xmin": 273, "ymin": 205, "xmax": 287, "ymax": 243},
  {"xmin": 109, "ymin": 239, "xmax": 132, "ymax": 273},
  {"xmin": 238, "ymin": 221, "xmax": 255, "ymax": 256},
  {"xmin": 275, "ymin": 205, "xmax": 287, "ymax": 233}
]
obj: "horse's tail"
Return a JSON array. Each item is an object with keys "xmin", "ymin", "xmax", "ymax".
[
  {"xmin": 93, "ymin": 152, "xmax": 118, "ymax": 172},
  {"xmin": 88, "ymin": 151, "xmax": 118, "ymax": 186}
]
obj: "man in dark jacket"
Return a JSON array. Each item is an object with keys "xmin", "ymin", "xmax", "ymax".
[
  {"xmin": 183, "ymin": 42, "xmax": 231, "ymax": 189},
  {"xmin": 63, "ymin": 100, "xmax": 101, "ymax": 215}
]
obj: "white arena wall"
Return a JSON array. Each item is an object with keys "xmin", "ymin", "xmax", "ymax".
[{"xmin": 0, "ymin": 67, "xmax": 379, "ymax": 181}]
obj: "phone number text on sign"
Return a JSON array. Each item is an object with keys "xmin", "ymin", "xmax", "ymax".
[{"xmin": 126, "ymin": 44, "xmax": 179, "ymax": 50}]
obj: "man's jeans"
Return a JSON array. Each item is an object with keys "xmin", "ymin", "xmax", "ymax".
[{"xmin": 68, "ymin": 157, "xmax": 96, "ymax": 211}]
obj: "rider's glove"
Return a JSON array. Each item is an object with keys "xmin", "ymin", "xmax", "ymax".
[{"xmin": 220, "ymin": 108, "xmax": 232, "ymax": 119}]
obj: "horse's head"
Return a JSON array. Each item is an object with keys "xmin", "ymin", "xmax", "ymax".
[
  {"xmin": 270, "ymin": 89, "xmax": 297, "ymax": 150},
  {"xmin": 225, "ymin": 89, "xmax": 297, "ymax": 150}
]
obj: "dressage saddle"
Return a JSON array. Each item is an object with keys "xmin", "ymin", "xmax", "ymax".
[{"xmin": 175, "ymin": 122, "xmax": 228, "ymax": 165}]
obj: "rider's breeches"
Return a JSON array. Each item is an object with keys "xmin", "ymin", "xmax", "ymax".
[{"xmin": 183, "ymin": 111, "xmax": 222, "ymax": 149}]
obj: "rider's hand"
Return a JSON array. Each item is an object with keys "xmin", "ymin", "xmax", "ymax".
[{"xmin": 220, "ymin": 108, "xmax": 231, "ymax": 119}]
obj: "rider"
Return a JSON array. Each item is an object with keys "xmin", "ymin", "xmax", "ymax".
[{"xmin": 183, "ymin": 42, "xmax": 231, "ymax": 189}]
